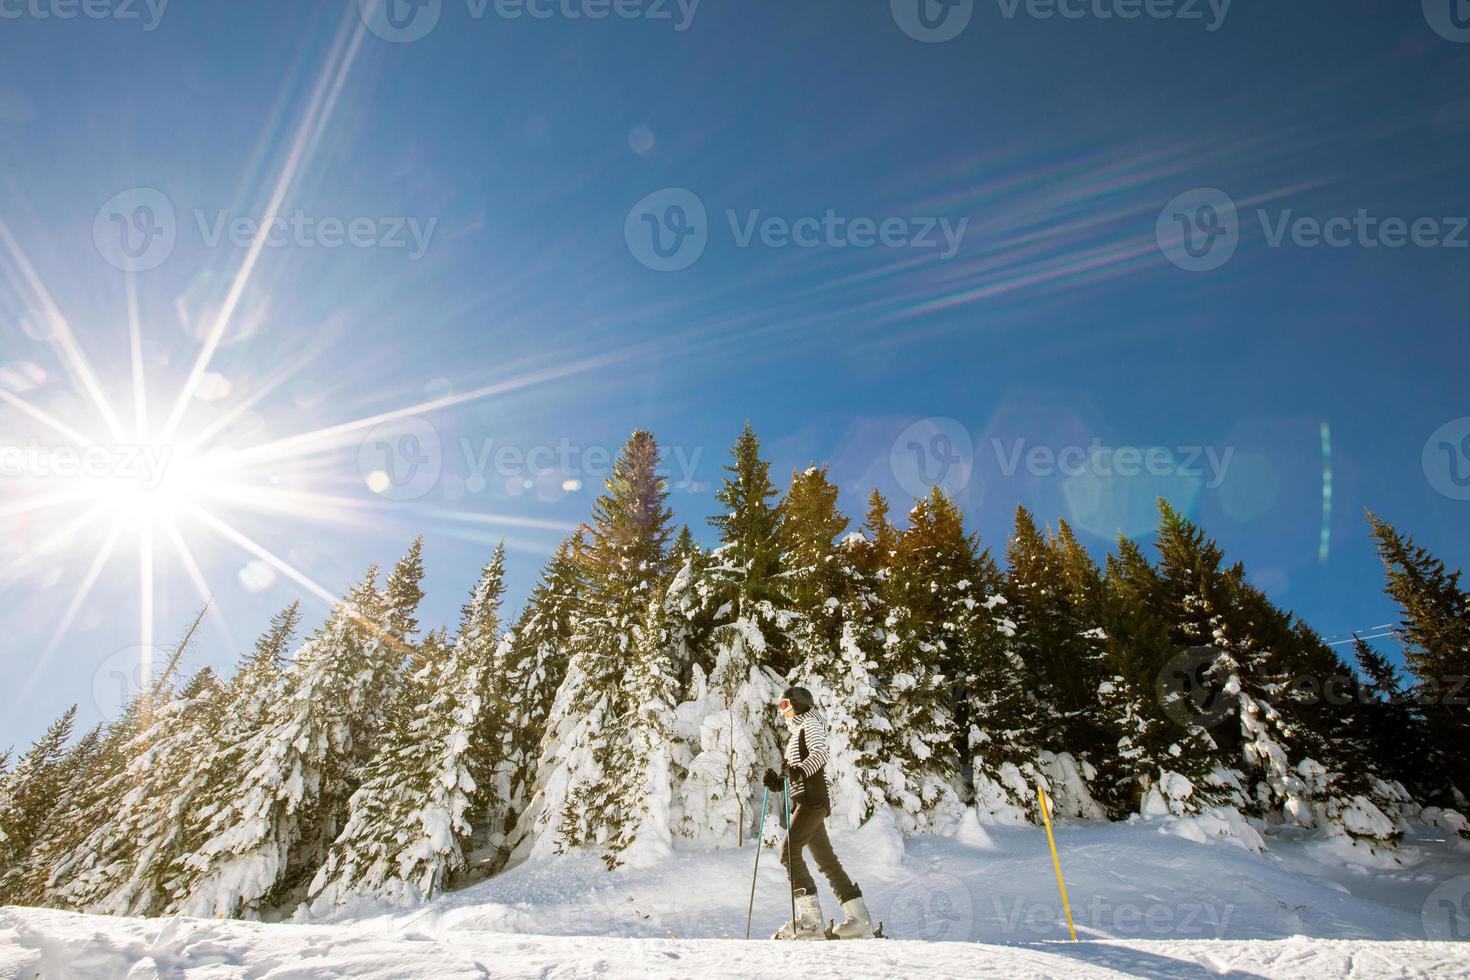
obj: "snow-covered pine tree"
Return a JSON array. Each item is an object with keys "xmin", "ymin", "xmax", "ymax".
[
  {"xmin": 1368, "ymin": 511, "xmax": 1470, "ymax": 806},
  {"xmin": 141, "ymin": 604, "xmax": 297, "ymax": 907},
  {"xmin": 876, "ymin": 487, "xmax": 979, "ymax": 833},
  {"xmin": 0, "ymin": 749, "xmax": 9, "ymax": 860},
  {"xmin": 171, "ymin": 563, "xmax": 406, "ymax": 917},
  {"xmin": 1098, "ymin": 537, "xmax": 1222, "ymax": 820},
  {"xmin": 1350, "ymin": 636, "xmax": 1434, "ymax": 802},
  {"xmin": 855, "ymin": 490, "xmax": 897, "ymax": 580},
  {"xmin": 954, "ymin": 542, "xmax": 1042, "ymax": 823},
  {"xmin": 466, "ymin": 541, "xmax": 573, "ymax": 870},
  {"xmin": 386, "ymin": 537, "xmax": 428, "ymax": 672},
  {"xmin": 666, "ymin": 524, "xmax": 714, "ymax": 691},
  {"xmin": 674, "ymin": 425, "xmax": 788, "ymax": 846},
  {"xmin": 23, "ymin": 608, "xmax": 213, "ymax": 913},
  {"xmin": 0, "ymin": 747, "xmax": 9, "ymax": 826},
  {"xmin": 308, "ymin": 616, "xmax": 493, "ymax": 908},
  {"xmin": 619, "ymin": 595, "xmax": 682, "ymax": 860},
  {"xmin": 15, "ymin": 724, "xmax": 111, "ymax": 909},
  {"xmin": 55, "ymin": 668, "xmax": 226, "ymax": 916},
  {"xmin": 1151, "ymin": 501, "xmax": 1396, "ymax": 845},
  {"xmin": 513, "ymin": 431, "xmax": 681, "ymax": 869},
  {"xmin": 995, "ymin": 508, "xmax": 1106, "ymax": 820},
  {"xmin": 286, "ymin": 542, "xmax": 425, "ymax": 889},
  {"xmin": 229, "ymin": 602, "xmax": 300, "ymax": 738},
  {"xmin": 1032, "ymin": 518, "xmax": 1118, "ymax": 819},
  {"xmin": 0, "ymin": 705, "xmax": 77, "ymax": 901},
  {"xmin": 777, "ymin": 464, "xmax": 888, "ymax": 829}
]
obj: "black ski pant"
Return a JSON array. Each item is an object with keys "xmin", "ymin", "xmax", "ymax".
[{"xmin": 780, "ymin": 804, "xmax": 861, "ymax": 905}]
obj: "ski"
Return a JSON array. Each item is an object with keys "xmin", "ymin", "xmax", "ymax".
[{"xmin": 819, "ymin": 919, "xmax": 887, "ymax": 940}]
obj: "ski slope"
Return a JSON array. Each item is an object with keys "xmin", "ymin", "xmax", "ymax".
[{"xmin": 4, "ymin": 815, "xmax": 1469, "ymax": 978}]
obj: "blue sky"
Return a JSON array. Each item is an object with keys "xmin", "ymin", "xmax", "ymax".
[{"xmin": 1, "ymin": 0, "xmax": 1467, "ymax": 751}]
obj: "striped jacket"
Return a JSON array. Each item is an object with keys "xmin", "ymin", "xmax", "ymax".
[{"xmin": 782, "ymin": 709, "xmax": 831, "ymax": 808}]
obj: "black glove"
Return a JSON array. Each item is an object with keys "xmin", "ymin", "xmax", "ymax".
[{"xmin": 763, "ymin": 768, "xmax": 784, "ymax": 792}]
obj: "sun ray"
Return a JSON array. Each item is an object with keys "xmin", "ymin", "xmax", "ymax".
[
  {"xmin": 176, "ymin": 332, "xmax": 333, "ymax": 456},
  {"xmin": 0, "ymin": 503, "xmax": 107, "ymax": 590},
  {"xmin": 186, "ymin": 504, "xmax": 341, "ymax": 609},
  {"xmin": 0, "ymin": 217, "xmax": 127, "ymax": 442},
  {"xmin": 222, "ymin": 346, "xmax": 634, "ymax": 468},
  {"xmin": 126, "ymin": 273, "xmax": 148, "ymax": 439},
  {"xmin": 0, "ymin": 387, "xmax": 100, "ymax": 448},
  {"xmin": 158, "ymin": 7, "xmax": 371, "ymax": 446},
  {"xmin": 422, "ymin": 509, "xmax": 580, "ymax": 533},
  {"xmin": 0, "ymin": 488, "xmax": 99, "ymax": 521},
  {"xmin": 193, "ymin": 484, "xmax": 400, "ymax": 527},
  {"xmin": 159, "ymin": 514, "xmax": 233, "ymax": 652},
  {"xmin": 22, "ymin": 515, "xmax": 127, "ymax": 701}
]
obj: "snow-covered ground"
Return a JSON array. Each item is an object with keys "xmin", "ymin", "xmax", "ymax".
[{"xmin": 4, "ymin": 815, "xmax": 1469, "ymax": 978}]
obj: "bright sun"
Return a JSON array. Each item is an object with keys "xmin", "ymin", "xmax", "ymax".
[
  {"xmin": 68, "ymin": 443, "xmax": 208, "ymax": 523},
  {"xmin": 0, "ymin": 10, "xmax": 599, "ymax": 697}
]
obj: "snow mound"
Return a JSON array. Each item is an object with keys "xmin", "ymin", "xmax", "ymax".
[
  {"xmin": 954, "ymin": 807, "xmax": 999, "ymax": 851},
  {"xmin": 2, "ymin": 908, "xmax": 1469, "ymax": 979},
  {"xmin": 7, "ymin": 820, "xmax": 1470, "ymax": 977}
]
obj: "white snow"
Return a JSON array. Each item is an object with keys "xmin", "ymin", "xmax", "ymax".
[{"xmin": 4, "ymin": 818, "xmax": 1467, "ymax": 978}]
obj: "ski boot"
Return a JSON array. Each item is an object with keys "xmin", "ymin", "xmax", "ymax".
[
  {"xmin": 773, "ymin": 890, "xmax": 825, "ymax": 940},
  {"xmin": 827, "ymin": 896, "xmax": 873, "ymax": 939}
]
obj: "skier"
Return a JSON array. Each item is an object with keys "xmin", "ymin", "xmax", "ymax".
[{"xmin": 764, "ymin": 686, "xmax": 873, "ymax": 940}]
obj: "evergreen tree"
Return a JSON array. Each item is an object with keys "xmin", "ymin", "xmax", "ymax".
[
  {"xmin": 1368, "ymin": 512, "xmax": 1470, "ymax": 801},
  {"xmin": 52, "ymin": 668, "xmax": 226, "ymax": 915},
  {"xmin": 707, "ymin": 423, "xmax": 783, "ymax": 614},
  {"xmin": 1098, "ymin": 538, "xmax": 1220, "ymax": 819},
  {"xmin": 472, "ymin": 541, "xmax": 575, "ymax": 870},
  {"xmin": 779, "ymin": 465, "xmax": 889, "ymax": 829},
  {"xmin": 383, "ymin": 536, "xmax": 427, "ymax": 646},
  {"xmin": 308, "ymin": 623, "xmax": 486, "ymax": 908},
  {"xmin": 665, "ymin": 524, "xmax": 713, "ymax": 691},
  {"xmin": 0, "ymin": 705, "xmax": 77, "ymax": 900},
  {"xmin": 674, "ymin": 427, "xmax": 789, "ymax": 845},
  {"xmin": 1349, "ymin": 636, "xmax": 1438, "ymax": 803},
  {"xmin": 514, "ymin": 431, "xmax": 681, "ymax": 868},
  {"xmin": 996, "ymin": 508, "xmax": 1108, "ymax": 818},
  {"xmin": 1368, "ymin": 512, "xmax": 1470, "ymax": 683},
  {"xmin": 171, "ymin": 564, "xmax": 405, "ymax": 916},
  {"xmin": 15, "ymin": 725, "xmax": 109, "ymax": 908},
  {"xmin": 1150, "ymin": 502, "xmax": 1396, "ymax": 843},
  {"xmin": 878, "ymin": 488, "xmax": 980, "ymax": 833},
  {"xmin": 855, "ymin": 490, "xmax": 897, "ymax": 579},
  {"xmin": 0, "ymin": 749, "xmax": 9, "ymax": 858},
  {"xmin": 1032, "ymin": 519, "xmax": 1119, "ymax": 818}
]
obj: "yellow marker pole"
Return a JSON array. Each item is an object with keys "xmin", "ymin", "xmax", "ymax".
[{"xmin": 1037, "ymin": 785, "xmax": 1079, "ymax": 942}]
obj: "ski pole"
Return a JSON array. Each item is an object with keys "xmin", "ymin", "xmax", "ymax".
[
  {"xmin": 745, "ymin": 787, "xmax": 770, "ymax": 940},
  {"xmin": 1037, "ymin": 784, "xmax": 1078, "ymax": 942},
  {"xmin": 784, "ymin": 776, "xmax": 796, "ymax": 935}
]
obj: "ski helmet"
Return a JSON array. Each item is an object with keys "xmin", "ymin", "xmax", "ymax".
[{"xmin": 780, "ymin": 686, "xmax": 815, "ymax": 712}]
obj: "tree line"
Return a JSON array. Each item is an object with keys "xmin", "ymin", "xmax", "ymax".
[{"xmin": 1, "ymin": 425, "xmax": 1465, "ymax": 919}]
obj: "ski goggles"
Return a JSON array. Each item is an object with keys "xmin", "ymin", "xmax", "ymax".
[{"xmin": 777, "ymin": 698, "xmax": 793, "ymax": 710}]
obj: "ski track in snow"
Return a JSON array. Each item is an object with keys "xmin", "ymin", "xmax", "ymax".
[{"xmin": 3, "ymin": 820, "xmax": 1469, "ymax": 978}]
